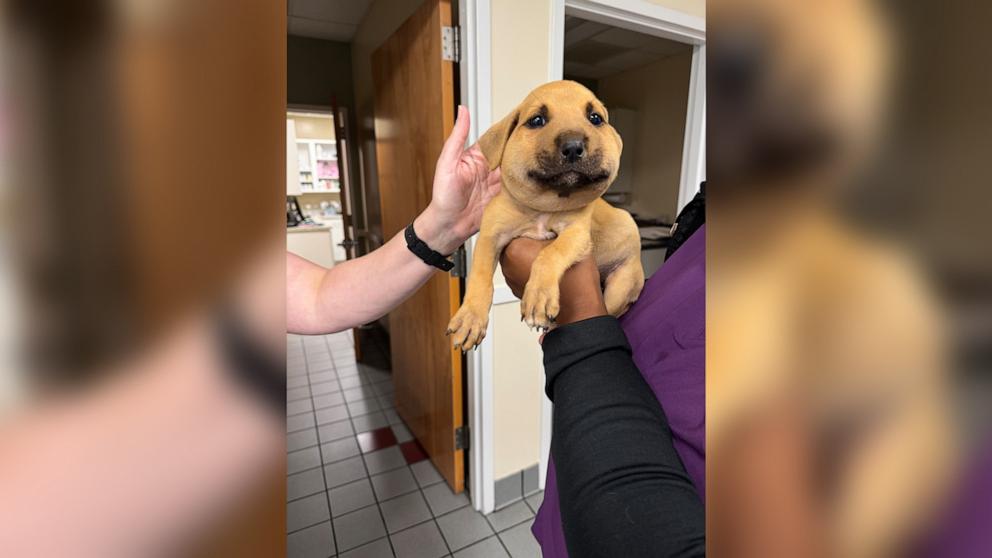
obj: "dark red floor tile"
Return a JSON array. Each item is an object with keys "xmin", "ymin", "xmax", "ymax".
[
  {"xmin": 356, "ymin": 427, "xmax": 397, "ymax": 454},
  {"xmin": 399, "ymin": 439, "xmax": 428, "ymax": 464}
]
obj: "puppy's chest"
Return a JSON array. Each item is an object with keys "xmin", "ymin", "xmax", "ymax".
[{"xmin": 516, "ymin": 213, "xmax": 570, "ymax": 241}]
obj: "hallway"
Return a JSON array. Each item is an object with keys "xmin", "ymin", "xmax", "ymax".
[{"xmin": 287, "ymin": 332, "xmax": 543, "ymax": 557}]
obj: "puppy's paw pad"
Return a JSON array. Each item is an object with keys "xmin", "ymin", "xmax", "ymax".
[
  {"xmin": 447, "ymin": 307, "xmax": 489, "ymax": 351},
  {"xmin": 521, "ymin": 283, "xmax": 559, "ymax": 330}
]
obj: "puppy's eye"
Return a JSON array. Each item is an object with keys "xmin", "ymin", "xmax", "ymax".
[
  {"xmin": 525, "ymin": 115, "xmax": 547, "ymax": 128},
  {"xmin": 588, "ymin": 112, "xmax": 604, "ymax": 126}
]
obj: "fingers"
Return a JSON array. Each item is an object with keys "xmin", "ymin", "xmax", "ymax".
[
  {"xmin": 439, "ymin": 105, "xmax": 470, "ymax": 168},
  {"xmin": 483, "ymin": 169, "xmax": 502, "ymax": 203},
  {"xmin": 487, "ymin": 168, "xmax": 502, "ymax": 187}
]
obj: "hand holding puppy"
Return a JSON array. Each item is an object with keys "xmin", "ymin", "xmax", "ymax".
[
  {"xmin": 414, "ymin": 105, "xmax": 502, "ymax": 255},
  {"xmin": 500, "ymin": 238, "xmax": 607, "ymax": 327}
]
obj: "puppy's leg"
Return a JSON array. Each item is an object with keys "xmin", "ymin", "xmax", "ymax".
[
  {"xmin": 521, "ymin": 225, "xmax": 592, "ymax": 330},
  {"xmin": 603, "ymin": 256, "xmax": 645, "ymax": 317},
  {"xmin": 447, "ymin": 233, "xmax": 506, "ymax": 350}
]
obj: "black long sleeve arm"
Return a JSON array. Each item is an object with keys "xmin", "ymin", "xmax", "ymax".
[{"xmin": 543, "ymin": 315, "xmax": 705, "ymax": 558}]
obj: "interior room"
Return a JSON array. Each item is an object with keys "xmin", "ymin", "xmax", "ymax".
[
  {"xmin": 286, "ymin": 111, "xmax": 348, "ymax": 269},
  {"xmin": 563, "ymin": 15, "xmax": 694, "ymax": 278},
  {"xmin": 285, "ymin": 2, "xmax": 705, "ymax": 557}
]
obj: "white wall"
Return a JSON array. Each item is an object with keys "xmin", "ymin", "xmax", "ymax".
[
  {"xmin": 644, "ymin": 0, "xmax": 704, "ymax": 19},
  {"xmin": 491, "ymin": 304, "xmax": 545, "ymax": 478}
]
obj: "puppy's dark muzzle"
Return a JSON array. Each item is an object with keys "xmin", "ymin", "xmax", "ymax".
[{"xmin": 527, "ymin": 151, "xmax": 610, "ymax": 197}]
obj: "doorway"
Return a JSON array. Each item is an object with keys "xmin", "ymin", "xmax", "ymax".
[
  {"xmin": 563, "ymin": 15, "xmax": 693, "ymax": 277},
  {"xmin": 287, "ymin": 0, "xmax": 468, "ymax": 495}
]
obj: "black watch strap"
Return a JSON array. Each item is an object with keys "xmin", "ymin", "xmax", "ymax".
[{"xmin": 405, "ymin": 222, "xmax": 455, "ymax": 272}]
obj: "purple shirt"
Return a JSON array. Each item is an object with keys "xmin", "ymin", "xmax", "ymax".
[{"xmin": 532, "ymin": 226, "xmax": 706, "ymax": 557}]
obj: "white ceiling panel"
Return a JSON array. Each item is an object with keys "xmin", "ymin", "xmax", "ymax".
[
  {"xmin": 564, "ymin": 20, "xmax": 610, "ymax": 48},
  {"xmin": 288, "ymin": 16, "xmax": 356, "ymax": 41},
  {"xmin": 291, "ymin": 0, "xmax": 371, "ymax": 24},
  {"xmin": 592, "ymin": 27, "xmax": 656, "ymax": 49},
  {"xmin": 563, "ymin": 16, "xmax": 691, "ymax": 80},
  {"xmin": 598, "ymin": 50, "xmax": 662, "ymax": 72},
  {"xmin": 564, "ymin": 61, "xmax": 603, "ymax": 79},
  {"xmin": 288, "ymin": 0, "xmax": 373, "ymax": 41}
]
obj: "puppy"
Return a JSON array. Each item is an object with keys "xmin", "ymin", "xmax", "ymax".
[{"xmin": 446, "ymin": 80, "xmax": 644, "ymax": 350}]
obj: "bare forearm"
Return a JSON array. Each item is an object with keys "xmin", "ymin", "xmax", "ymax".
[
  {"xmin": 288, "ymin": 209, "xmax": 461, "ymax": 334},
  {"xmin": 312, "ymin": 231, "xmax": 438, "ymax": 332}
]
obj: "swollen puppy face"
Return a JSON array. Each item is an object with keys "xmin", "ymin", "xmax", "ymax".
[{"xmin": 479, "ymin": 81, "xmax": 623, "ymax": 212}]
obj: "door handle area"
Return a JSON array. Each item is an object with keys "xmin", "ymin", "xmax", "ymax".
[{"xmin": 337, "ymin": 239, "xmax": 359, "ymax": 248}]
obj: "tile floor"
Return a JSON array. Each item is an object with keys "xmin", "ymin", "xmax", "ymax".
[{"xmin": 288, "ymin": 332, "xmax": 544, "ymax": 558}]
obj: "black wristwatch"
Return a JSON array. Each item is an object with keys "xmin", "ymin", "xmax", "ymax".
[{"xmin": 405, "ymin": 222, "xmax": 455, "ymax": 272}]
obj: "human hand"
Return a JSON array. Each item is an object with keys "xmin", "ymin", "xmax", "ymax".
[
  {"xmin": 500, "ymin": 238, "xmax": 607, "ymax": 327},
  {"xmin": 414, "ymin": 105, "xmax": 502, "ymax": 255}
]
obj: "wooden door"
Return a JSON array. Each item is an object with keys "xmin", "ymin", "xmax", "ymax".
[{"xmin": 372, "ymin": 0, "xmax": 464, "ymax": 492}]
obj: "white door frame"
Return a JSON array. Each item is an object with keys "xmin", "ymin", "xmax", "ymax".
[
  {"xmin": 460, "ymin": 0, "xmax": 705, "ymax": 514},
  {"xmin": 459, "ymin": 0, "xmax": 497, "ymax": 514}
]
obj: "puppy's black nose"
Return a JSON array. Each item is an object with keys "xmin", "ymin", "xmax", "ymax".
[{"xmin": 560, "ymin": 140, "xmax": 585, "ymax": 163}]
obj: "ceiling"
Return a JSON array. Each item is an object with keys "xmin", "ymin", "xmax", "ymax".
[
  {"xmin": 288, "ymin": 0, "xmax": 373, "ymax": 42},
  {"xmin": 564, "ymin": 15, "xmax": 691, "ymax": 80}
]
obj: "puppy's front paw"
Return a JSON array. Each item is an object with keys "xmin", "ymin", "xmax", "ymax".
[
  {"xmin": 521, "ymin": 279, "xmax": 560, "ymax": 331},
  {"xmin": 447, "ymin": 305, "xmax": 489, "ymax": 351}
]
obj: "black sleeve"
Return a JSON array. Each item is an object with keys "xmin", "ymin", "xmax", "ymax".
[{"xmin": 543, "ymin": 315, "xmax": 705, "ymax": 558}]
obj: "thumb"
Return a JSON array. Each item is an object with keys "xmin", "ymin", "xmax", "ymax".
[{"xmin": 438, "ymin": 105, "xmax": 470, "ymax": 168}]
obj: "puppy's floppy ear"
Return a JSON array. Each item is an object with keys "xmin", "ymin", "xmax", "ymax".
[{"xmin": 476, "ymin": 109, "xmax": 519, "ymax": 170}]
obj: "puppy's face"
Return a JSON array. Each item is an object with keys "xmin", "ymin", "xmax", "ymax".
[
  {"xmin": 478, "ymin": 81, "xmax": 622, "ymax": 212},
  {"xmin": 708, "ymin": 0, "xmax": 891, "ymax": 184}
]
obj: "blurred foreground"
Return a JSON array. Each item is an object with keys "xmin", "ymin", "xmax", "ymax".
[
  {"xmin": 709, "ymin": 0, "xmax": 992, "ymax": 557},
  {"xmin": 1, "ymin": 1, "xmax": 287, "ymax": 556}
]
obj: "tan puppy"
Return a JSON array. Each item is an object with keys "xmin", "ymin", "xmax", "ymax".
[{"xmin": 447, "ymin": 81, "xmax": 644, "ymax": 350}]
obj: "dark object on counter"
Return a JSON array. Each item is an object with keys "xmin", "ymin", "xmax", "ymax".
[
  {"xmin": 632, "ymin": 215, "xmax": 673, "ymax": 228},
  {"xmin": 287, "ymin": 196, "xmax": 304, "ymax": 227},
  {"xmin": 665, "ymin": 181, "xmax": 705, "ymax": 261}
]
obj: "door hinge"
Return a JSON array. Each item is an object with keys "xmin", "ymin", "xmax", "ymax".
[
  {"xmin": 449, "ymin": 245, "xmax": 467, "ymax": 278},
  {"xmin": 441, "ymin": 26, "xmax": 460, "ymax": 62},
  {"xmin": 455, "ymin": 425, "xmax": 470, "ymax": 450}
]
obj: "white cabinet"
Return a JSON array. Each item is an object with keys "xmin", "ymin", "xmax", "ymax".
[
  {"xmin": 287, "ymin": 216, "xmax": 346, "ymax": 268},
  {"xmin": 287, "ymin": 120, "xmax": 302, "ymax": 195},
  {"xmin": 287, "ymin": 228, "xmax": 335, "ymax": 268},
  {"xmin": 295, "ymin": 140, "xmax": 340, "ymax": 193}
]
